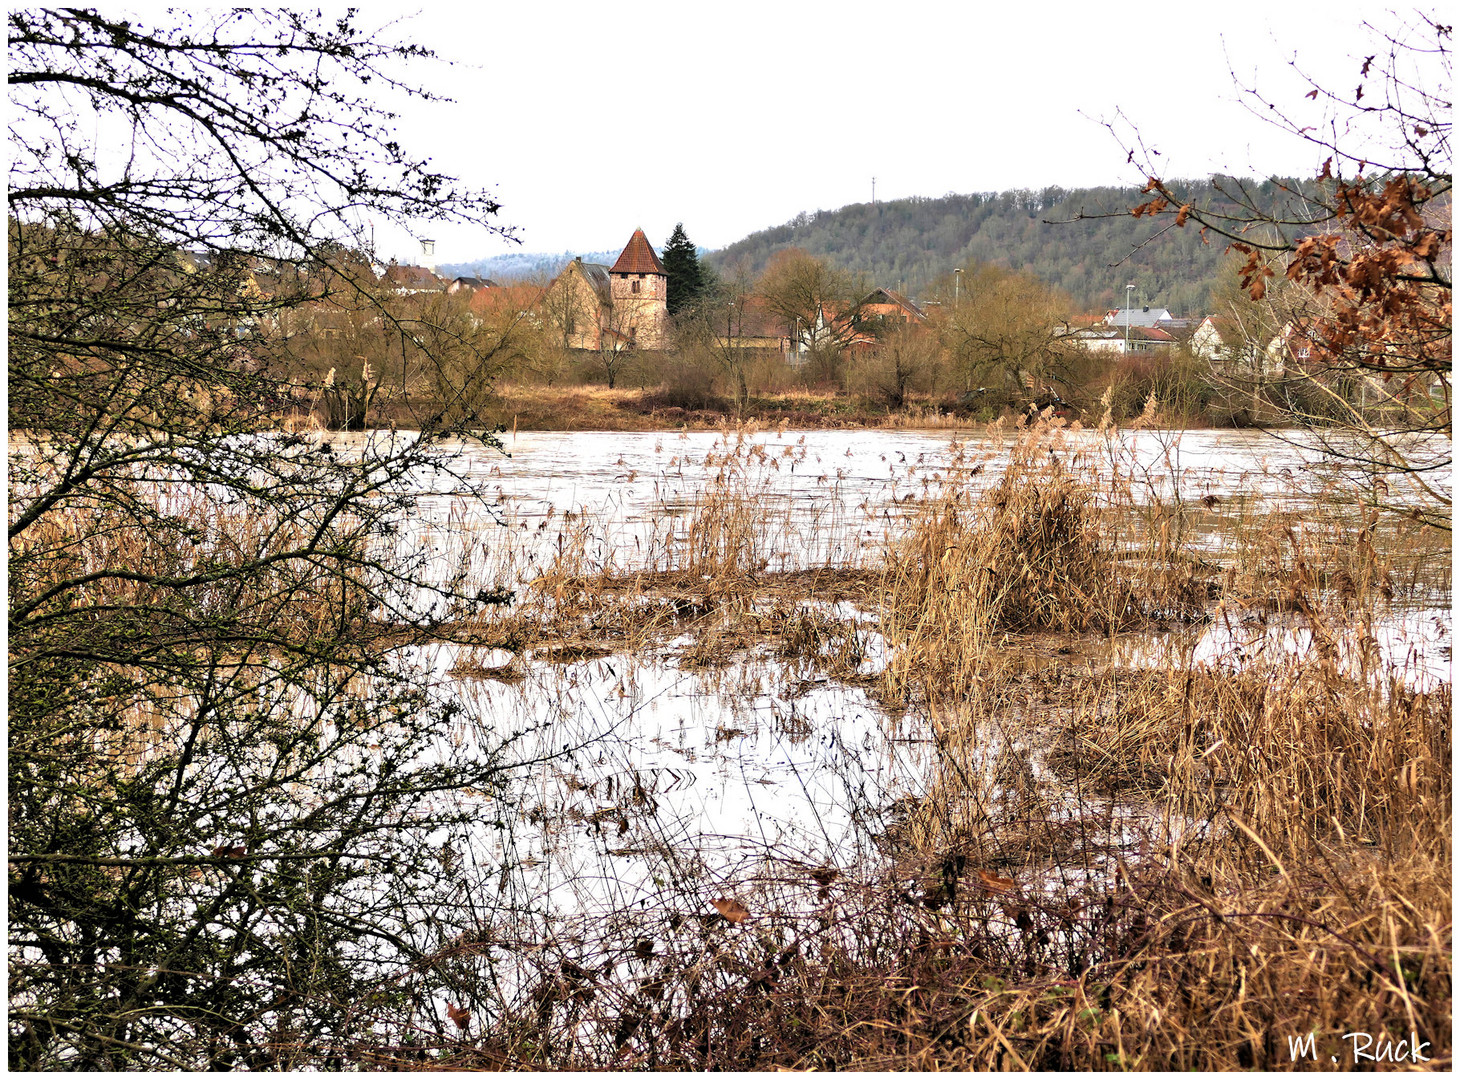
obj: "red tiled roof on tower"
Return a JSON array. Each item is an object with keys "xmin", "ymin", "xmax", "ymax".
[{"xmin": 610, "ymin": 229, "xmax": 666, "ymax": 276}]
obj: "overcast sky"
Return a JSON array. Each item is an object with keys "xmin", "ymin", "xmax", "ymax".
[{"xmin": 360, "ymin": 1, "xmax": 1402, "ymax": 264}]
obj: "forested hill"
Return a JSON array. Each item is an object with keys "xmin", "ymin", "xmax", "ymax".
[{"xmin": 705, "ymin": 178, "xmax": 1320, "ymax": 316}]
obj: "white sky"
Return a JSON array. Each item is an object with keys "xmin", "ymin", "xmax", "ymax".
[
  {"xmin": 97, "ymin": 2, "xmax": 1424, "ymax": 265},
  {"xmin": 378, "ymin": 0, "xmax": 1404, "ymax": 265}
]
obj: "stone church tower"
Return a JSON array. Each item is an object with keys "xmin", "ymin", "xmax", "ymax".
[{"xmin": 608, "ymin": 228, "xmax": 668, "ymax": 349}]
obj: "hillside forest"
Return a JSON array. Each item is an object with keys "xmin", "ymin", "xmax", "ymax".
[{"xmin": 704, "ymin": 178, "xmax": 1328, "ymax": 314}]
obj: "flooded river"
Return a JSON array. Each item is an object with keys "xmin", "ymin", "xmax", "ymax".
[
  {"xmin": 335, "ymin": 425, "xmax": 1450, "ymax": 931},
  {"xmin": 361, "ymin": 424, "xmax": 1447, "ymax": 583}
]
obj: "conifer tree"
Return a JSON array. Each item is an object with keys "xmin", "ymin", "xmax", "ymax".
[{"xmin": 662, "ymin": 222, "xmax": 705, "ymax": 315}]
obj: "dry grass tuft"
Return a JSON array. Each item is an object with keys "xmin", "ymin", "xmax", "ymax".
[{"xmin": 878, "ymin": 427, "xmax": 1131, "ymax": 707}]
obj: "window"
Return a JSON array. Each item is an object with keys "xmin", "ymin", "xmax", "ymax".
[{"xmin": 631, "ymin": 280, "xmax": 640, "ymax": 294}]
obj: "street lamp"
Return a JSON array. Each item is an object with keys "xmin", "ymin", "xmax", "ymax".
[
  {"xmin": 1125, "ymin": 283, "xmax": 1134, "ymax": 355},
  {"xmin": 954, "ymin": 267, "xmax": 963, "ymax": 309}
]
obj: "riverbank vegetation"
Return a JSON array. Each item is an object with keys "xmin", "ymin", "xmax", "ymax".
[
  {"xmin": 302, "ymin": 342, "xmax": 1263, "ymax": 434},
  {"xmin": 13, "ymin": 408, "xmax": 1450, "ymax": 1069},
  {"xmin": 9, "ymin": 8, "xmax": 1448, "ymax": 1073},
  {"xmin": 301, "ymin": 421, "xmax": 1453, "ymax": 1070}
]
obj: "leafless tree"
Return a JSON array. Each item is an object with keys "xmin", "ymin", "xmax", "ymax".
[
  {"xmin": 854, "ymin": 320, "xmax": 943, "ymax": 408},
  {"xmin": 932, "ymin": 265, "xmax": 1082, "ymax": 399},
  {"xmin": 1105, "ymin": 12, "xmax": 1450, "ymax": 525},
  {"xmin": 756, "ymin": 248, "xmax": 865, "ymax": 386},
  {"xmin": 8, "ymin": 10, "xmax": 532, "ymax": 1067}
]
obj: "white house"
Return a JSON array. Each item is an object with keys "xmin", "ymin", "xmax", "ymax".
[
  {"xmin": 1192, "ymin": 315, "xmax": 1267, "ymax": 372},
  {"xmin": 1064, "ymin": 324, "xmax": 1175, "ymax": 355}
]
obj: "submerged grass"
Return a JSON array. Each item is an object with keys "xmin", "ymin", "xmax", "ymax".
[
  {"xmin": 435, "ymin": 420, "xmax": 1446, "ymax": 1070},
  {"xmin": 37, "ymin": 420, "xmax": 1448, "ymax": 1069}
]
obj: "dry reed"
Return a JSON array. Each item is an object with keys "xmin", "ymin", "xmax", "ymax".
[
  {"xmin": 289, "ymin": 425, "xmax": 1460, "ymax": 1068},
  {"xmin": 26, "ymin": 420, "xmax": 1447, "ymax": 1070}
]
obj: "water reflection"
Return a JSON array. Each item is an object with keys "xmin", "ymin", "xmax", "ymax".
[{"xmin": 428, "ymin": 644, "xmax": 933, "ymax": 915}]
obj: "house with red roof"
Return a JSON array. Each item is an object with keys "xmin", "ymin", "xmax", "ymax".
[
  {"xmin": 1064, "ymin": 324, "xmax": 1175, "ymax": 355},
  {"xmin": 859, "ymin": 287, "xmax": 927, "ymax": 327},
  {"xmin": 383, "ymin": 262, "xmax": 444, "ymax": 293},
  {"xmin": 539, "ymin": 229, "xmax": 669, "ymax": 351}
]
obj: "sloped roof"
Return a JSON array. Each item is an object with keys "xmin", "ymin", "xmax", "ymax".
[
  {"xmin": 1132, "ymin": 325, "xmax": 1175, "ymax": 342},
  {"xmin": 1106, "ymin": 306, "xmax": 1174, "ymax": 328},
  {"xmin": 579, "ymin": 261, "xmax": 612, "ymax": 303},
  {"xmin": 860, "ymin": 287, "xmax": 926, "ymax": 320},
  {"xmin": 549, "ymin": 258, "xmax": 612, "ymax": 304},
  {"xmin": 1198, "ymin": 315, "xmax": 1243, "ymax": 342},
  {"xmin": 469, "ymin": 282, "xmax": 544, "ymax": 315},
  {"xmin": 385, "ymin": 264, "xmax": 444, "ymax": 291},
  {"xmin": 1071, "ymin": 325, "xmax": 1174, "ymax": 342},
  {"xmin": 610, "ymin": 229, "xmax": 666, "ymax": 276}
]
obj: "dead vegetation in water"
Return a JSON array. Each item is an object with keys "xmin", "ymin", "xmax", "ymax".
[
  {"xmin": 338, "ymin": 426, "xmax": 1443, "ymax": 1071},
  {"xmin": 175, "ymin": 420, "xmax": 1443, "ymax": 1071},
  {"xmin": 458, "ymin": 640, "xmax": 1445, "ymax": 1073},
  {"xmin": 21, "ymin": 415, "xmax": 1449, "ymax": 1069},
  {"xmin": 426, "ymin": 433, "xmax": 892, "ymax": 667},
  {"xmin": 365, "ymin": 781, "xmax": 1449, "ymax": 1071},
  {"xmin": 875, "ymin": 424, "xmax": 1220, "ymax": 711}
]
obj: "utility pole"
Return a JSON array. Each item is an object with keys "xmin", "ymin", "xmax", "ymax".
[{"xmin": 1125, "ymin": 283, "xmax": 1134, "ymax": 356}]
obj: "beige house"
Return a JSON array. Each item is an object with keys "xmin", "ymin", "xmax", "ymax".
[
  {"xmin": 540, "ymin": 229, "xmax": 669, "ymax": 351},
  {"xmin": 1192, "ymin": 315, "xmax": 1269, "ymax": 373}
]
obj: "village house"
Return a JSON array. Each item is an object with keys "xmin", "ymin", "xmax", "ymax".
[
  {"xmin": 383, "ymin": 262, "xmax": 445, "ymax": 294},
  {"xmin": 1265, "ymin": 321, "xmax": 1320, "ymax": 371},
  {"xmin": 718, "ymin": 296, "xmax": 797, "ymax": 356},
  {"xmin": 1063, "ymin": 324, "xmax": 1176, "ymax": 354},
  {"xmin": 539, "ymin": 229, "xmax": 670, "ymax": 351},
  {"xmin": 446, "ymin": 275, "xmax": 499, "ymax": 294},
  {"xmin": 859, "ymin": 287, "xmax": 927, "ymax": 326},
  {"xmin": 776, "ymin": 289, "xmax": 926, "ymax": 368},
  {"xmin": 1104, "ymin": 305, "xmax": 1188, "ymax": 330},
  {"xmin": 1191, "ymin": 314, "xmax": 1268, "ymax": 373}
]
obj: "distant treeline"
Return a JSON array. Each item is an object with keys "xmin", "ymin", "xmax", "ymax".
[
  {"xmin": 438, "ymin": 249, "xmax": 620, "ymax": 283},
  {"xmin": 704, "ymin": 178, "xmax": 1323, "ymax": 316},
  {"xmin": 441, "ymin": 245, "xmax": 715, "ymax": 285}
]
